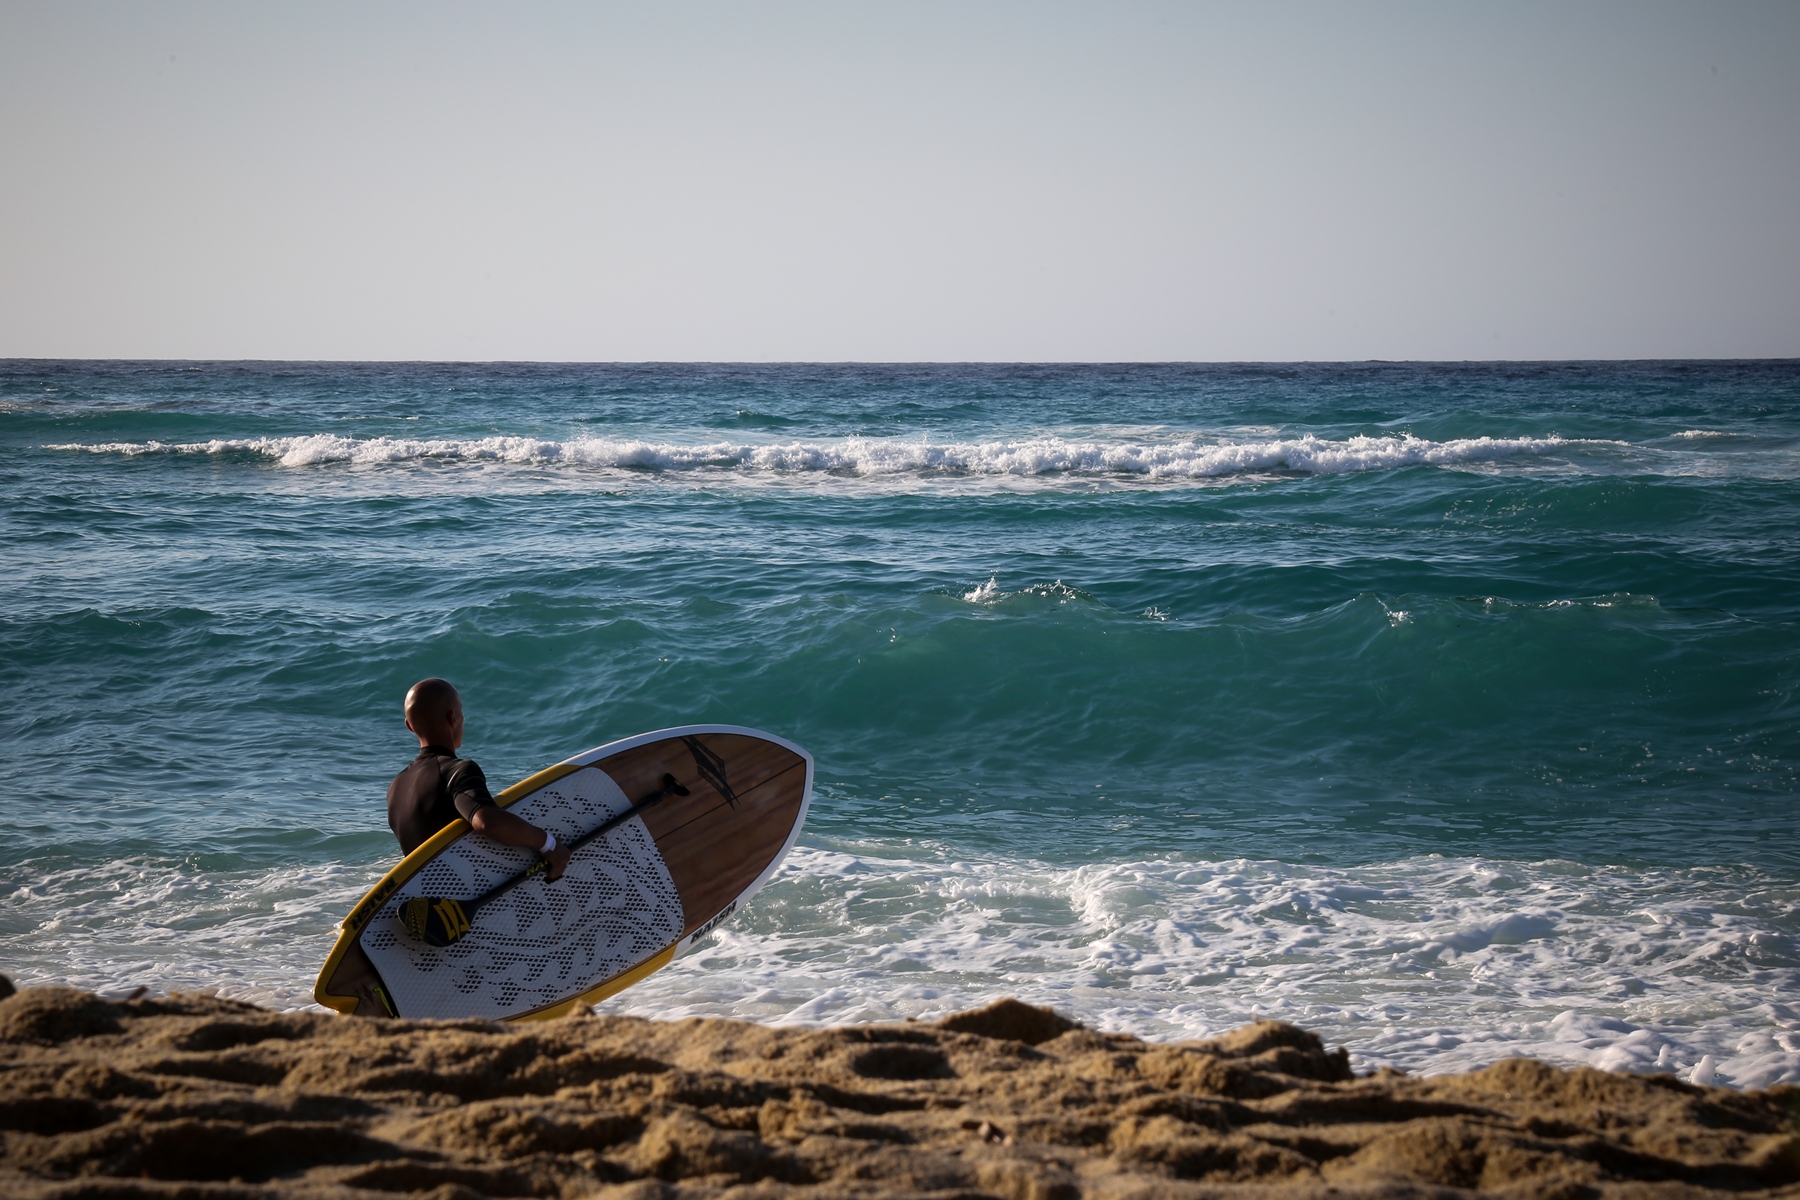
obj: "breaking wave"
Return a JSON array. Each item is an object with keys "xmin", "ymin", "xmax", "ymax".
[{"xmin": 46, "ymin": 431, "xmax": 1575, "ymax": 479}]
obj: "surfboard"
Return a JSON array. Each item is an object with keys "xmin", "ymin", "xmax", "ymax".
[{"xmin": 314, "ymin": 724, "xmax": 813, "ymax": 1022}]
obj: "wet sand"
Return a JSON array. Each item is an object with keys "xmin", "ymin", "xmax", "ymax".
[{"xmin": 2, "ymin": 981, "xmax": 1796, "ymax": 1199}]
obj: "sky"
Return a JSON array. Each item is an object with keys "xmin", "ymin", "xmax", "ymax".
[{"xmin": 1, "ymin": 1, "xmax": 1796, "ymax": 362}]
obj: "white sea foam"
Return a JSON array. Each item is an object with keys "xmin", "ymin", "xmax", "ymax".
[
  {"xmin": 6, "ymin": 848, "xmax": 1796, "ymax": 1088},
  {"xmin": 960, "ymin": 578, "xmax": 1095, "ymax": 607},
  {"xmin": 607, "ymin": 850, "xmax": 1800, "ymax": 1088},
  {"xmin": 962, "ymin": 576, "xmax": 1003, "ymax": 603},
  {"xmin": 44, "ymin": 431, "xmax": 1575, "ymax": 481},
  {"xmin": 1, "ymin": 857, "xmax": 371, "ymax": 1011}
]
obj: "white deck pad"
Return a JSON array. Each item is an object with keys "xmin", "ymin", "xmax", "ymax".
[{"xmin": 360, "ymin": 765, "xmax": 685, "ymax": 1020}]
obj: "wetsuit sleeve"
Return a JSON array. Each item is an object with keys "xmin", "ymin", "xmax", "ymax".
[{"xmin": 445, "ymin": 759, "xmax": 498, "ymax": 823}]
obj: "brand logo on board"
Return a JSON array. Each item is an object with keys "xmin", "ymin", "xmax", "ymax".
[{"xmin": 689, "ymin": 901, "xmax": 737, "ymax": 944}]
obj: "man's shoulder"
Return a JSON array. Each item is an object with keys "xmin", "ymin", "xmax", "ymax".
[
  {"xmin": 385, "ymin": 749, "xmax": 488, "ymax": 802},
  {"xmin": 443, "ymin": 755, "xmax": 489, "ymax": 788}
]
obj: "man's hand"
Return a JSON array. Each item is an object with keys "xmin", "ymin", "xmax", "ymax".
[{"xmin": 541, "ymin": 842, "xmax": 573, "ymax": 881}]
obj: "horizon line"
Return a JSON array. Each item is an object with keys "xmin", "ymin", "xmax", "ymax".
[{"xmin": 5, "ymin": 356, "xmax": 1799, "ymax": 368}]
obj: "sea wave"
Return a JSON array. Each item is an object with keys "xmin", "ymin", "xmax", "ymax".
[{"xmin": 44, "ymin": 431, "xmax": 1575, "ymax": 479}]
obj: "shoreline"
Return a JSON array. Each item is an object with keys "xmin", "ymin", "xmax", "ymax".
[{"xmin": 2, "ymin": 983, "xmax": 1795, "ymax": 1199}]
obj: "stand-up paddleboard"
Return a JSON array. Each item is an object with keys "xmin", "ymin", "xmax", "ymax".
[{"xmin": 315, "ymin": 725, "xmax": 812, "ymax": 1022}]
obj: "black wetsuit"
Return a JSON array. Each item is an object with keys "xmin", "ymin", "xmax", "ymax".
[{"xmin": 387, "ymin": 745, "xmax": 497, "ymax": 855}]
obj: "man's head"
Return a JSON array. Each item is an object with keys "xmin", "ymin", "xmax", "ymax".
[{"xmin": 404, "ymin": 678, "xmax": 463, "ymax": 750}]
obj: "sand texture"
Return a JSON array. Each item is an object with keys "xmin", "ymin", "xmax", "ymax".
[{"xmin": 1, "ymin": 982, "xmax": 1796, "ymax": 1200}]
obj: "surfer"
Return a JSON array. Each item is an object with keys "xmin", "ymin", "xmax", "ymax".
[{"xmin": 388, "ymin": 678, "xmax": 573, "ymax": 880}]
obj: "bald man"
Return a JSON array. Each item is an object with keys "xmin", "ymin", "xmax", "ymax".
[{"xmin": 386, "ymin": 678, "xmax": 573, "ymax": 879}]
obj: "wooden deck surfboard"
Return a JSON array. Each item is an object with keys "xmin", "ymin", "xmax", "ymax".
[{"xmin": 314, "ymin": 725, "xmax": 813, "ymax": 1022}]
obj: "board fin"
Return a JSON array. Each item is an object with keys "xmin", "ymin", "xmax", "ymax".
[{"xmin": 683, "ymin": 736, "xmax": 738, "ymax": 807}]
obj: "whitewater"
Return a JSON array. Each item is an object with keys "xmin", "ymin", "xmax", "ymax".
[{"xmin": 47, "ymin": 430, "xmax": 1580, "ymax": 480}]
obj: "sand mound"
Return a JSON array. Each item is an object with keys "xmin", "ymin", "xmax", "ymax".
[{"xmin": 1, "ymin": 982, "xmax": 1795, "ymax": 1199}]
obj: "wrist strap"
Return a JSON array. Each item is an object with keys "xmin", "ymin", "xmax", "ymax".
[{"xmin": 540, "ymin": 831, "xmax": 557, "ymax": 854}]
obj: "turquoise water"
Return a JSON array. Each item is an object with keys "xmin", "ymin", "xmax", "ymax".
[{"xmin": 3, "ymin": 360, "xmax": 1797, "ymax": 1086}]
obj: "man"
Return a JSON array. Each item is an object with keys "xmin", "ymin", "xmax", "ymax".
[{"xmin": 388, "ymin": 678, "xmax": 573, "ymax": 879}]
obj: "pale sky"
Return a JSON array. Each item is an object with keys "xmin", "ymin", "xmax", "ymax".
[{"xmin": 2, "ymin": 1, "xmax": 1796, "ymax": 362}]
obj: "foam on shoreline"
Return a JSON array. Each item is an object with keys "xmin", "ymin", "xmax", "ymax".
[{"xmin": 9, "ymin": 850, "xmax": 1796, "ymax": 1090}]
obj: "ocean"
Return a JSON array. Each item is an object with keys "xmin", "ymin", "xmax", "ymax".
[{"xmin": 3, "ymin": 359, "xmax": 1796, "ymax": 1089}]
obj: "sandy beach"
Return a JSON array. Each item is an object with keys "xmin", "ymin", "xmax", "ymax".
[{"xmin": 2, "ymin": 980, "xmax": 1795, "ymax": 1199}]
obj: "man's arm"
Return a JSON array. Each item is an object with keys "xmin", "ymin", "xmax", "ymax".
[
  {"xmin": 468, "ymin": 806, "xmax": 574, "ymax": 881},
  {"xmin": 447, "ymin": 760, "xmax": 573, "ymax": 880}
]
